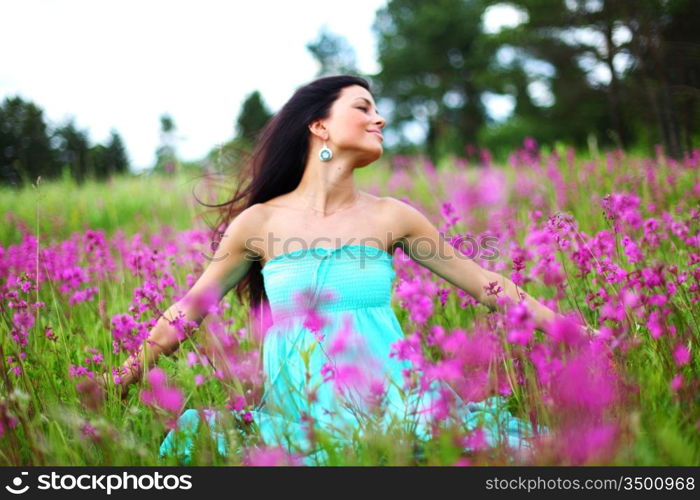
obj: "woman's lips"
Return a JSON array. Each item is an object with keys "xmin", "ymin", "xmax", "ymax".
[{"xmin": 368, "ymin": 131, "xmax": 383, "ymax": 140}]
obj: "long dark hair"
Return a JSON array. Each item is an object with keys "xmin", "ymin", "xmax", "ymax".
[{"xmin": 201, "ymin": 75, "xmax": 372, "ymax": 310}]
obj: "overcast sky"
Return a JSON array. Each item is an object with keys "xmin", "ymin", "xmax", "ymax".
[{"xmin": 1, "ymin": 0, "xmax": 525, "ymax": 171}]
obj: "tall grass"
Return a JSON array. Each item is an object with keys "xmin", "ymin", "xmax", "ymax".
[{"xmin": 0, "ymin": 145, "xmax": 698, "ymax": 465}]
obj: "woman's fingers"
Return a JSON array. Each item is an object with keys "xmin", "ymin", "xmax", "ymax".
[
  {"xmin": 584, "ymin": 325, "xmax": 601, "ymax": 337},
  {"xmin": 97, "ymin": 371, "xmax": 130, "ymax": 402}
]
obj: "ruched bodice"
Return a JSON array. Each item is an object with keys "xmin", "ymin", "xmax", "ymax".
[
  {"xmin": 256, "ymin": 244, "xmax": 410, "ymax": 426},
  {"xmin": 159, "ymin": 244, "xmax": 537, "ymax": 465},
  {"xmin": 261, "ymin": 244, "xmax": 395, "ymax": 320}
]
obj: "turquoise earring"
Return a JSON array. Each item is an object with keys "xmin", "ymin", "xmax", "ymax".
[{"xmin": 319, "ymin": 141, "xmax": 333, "ymax": 162}]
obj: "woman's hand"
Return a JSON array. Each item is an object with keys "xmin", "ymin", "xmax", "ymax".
[
  {"xmin": 584, "ymin": 324, "xmax": 602, "ymax": 337},
  {"xmin": 384, "ymin": 197, "xmax": 562, "ymax": 331},
  {"xmin": 97, "ymin": 359, "xmax": 143, "ymax": 402},
  {"xmin": 97, "ymin": 371, "xmax": 129, "ymax": 401}
]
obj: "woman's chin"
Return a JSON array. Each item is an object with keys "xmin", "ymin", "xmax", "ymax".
[{"xmin": 356, "ymin": 149, "xmax": 382, "ymax": 167}]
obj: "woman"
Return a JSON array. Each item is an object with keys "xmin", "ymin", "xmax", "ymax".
[{"xmin": 107, "ymin": 75, "xmax": 578, "ymax": 465}]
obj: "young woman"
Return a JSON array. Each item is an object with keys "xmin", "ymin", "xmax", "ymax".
[{"xmin": 107, "ymin": 75, "xmax": 588, "ymax": 464}]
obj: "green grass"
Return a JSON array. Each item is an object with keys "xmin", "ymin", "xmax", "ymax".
[{"xmin": 0, "ymin": 151, "xmax": 698, "ymax": 465}]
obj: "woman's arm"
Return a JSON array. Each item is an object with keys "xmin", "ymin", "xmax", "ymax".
[
  {"xmin": 384, "ymin": 197, "xmax": 561, "ymax": 332},
  {"xmin": 478, "ymin": 268, "xmax": 557, "ymax": 332},
  {"xmin": 109, "ymin": 204, "xmax": 266, "ymax": 393}
]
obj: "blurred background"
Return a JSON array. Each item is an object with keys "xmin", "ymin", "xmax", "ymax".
[{"xmin": 1, "ymin": 0, "xmax": 699, "ymax": 186}]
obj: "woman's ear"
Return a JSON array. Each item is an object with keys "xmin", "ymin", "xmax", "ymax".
[{"xmin": 308, "ymin": 119, "xmax": 328, "ymax": 141}]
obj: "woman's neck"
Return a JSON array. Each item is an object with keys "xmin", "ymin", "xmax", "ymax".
[{"xmin": 292, "ymin": 156, "xmax": 359, "ymax": 216}]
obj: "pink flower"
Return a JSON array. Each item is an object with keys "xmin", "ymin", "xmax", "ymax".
[
  {"xmin": 438, "ymin": 288, "xmax": 450, "ymax": 307},
  {"xmin": 549, "ymin": 347, "xmax": 617, "ymax": 414},
  {"xmin": 547, "ymin": 315, "xmax": 586, "ymax": 348},
  {"xmin": 621, "ymin": 236, "xmax": 643, "ymax": 264},
  {"xmin": 291, "ymin": 288, "xmax": 336, "ymax": 340},
  {"xmin": 140, "ymin": 368, "xmax": 184, "ymax": 414},
  {"xmin": 244, "ymin": 446, "xmax": 304, "ymax": 466},
  {"xmin": 331, "ymin": 363, "xmax": 370, "ymax": 396},
  {"xmin": 180, "ymin": 283, "xmax": 222, "ymax": 316},
  {"xmin": 670, "ymin": 374, "xmax": 683, "ymax": 392},
  {"xmin": 186, "ymin": 351, "xmax": 198, "ymax": 367},
  {"xmin": 646, "ymin": 311, "xmax": 665, "ymax": 339},
  {"xmin": 505, "ymin": 301, "xmax": 536, "ymax": 346},
  {"xmin": 44, "ymin": 326, "xmax": 57, "ymax": 342},
  {"xmin": 461, "ymin": 427, "xmax": 489, "ymax": 452},
  {"xmin": 323, "ymin": 319, "xmax": 386, "ymax": 409},
  {"xmin": 419, "ymin": 386, "xmax": 454, "ymax": 422},
  {"xmin": 69, "ymin": 286, "xmax": 98, "ymax": 305},
  {"xmin": 76, "ymin": 378, "xmax": 103, "ymax": 411},
  {"xmin": 326, "ymin": 315, "xmax": 358, "ymax": 356},
  {"xmin": 672, "ymin": 344, "xmax": 690, "ymax": 366},
  {"xmin": 529, "ymin": 344, "xmax": 562, "ymax": 386},
  {"xmin": 558, "ymin": 423, "xmax": 619, "ymax": 465},
  {"xmin": 483, "ymin": 281, "xmax": 503, "ymax": 298},
  {"xmin": 396, "ymin": 277, "xmax": 438, "ymax": 325},
  {"xmin": 226, "ymin": 394, "xmax": 246, "ymax": 413}
]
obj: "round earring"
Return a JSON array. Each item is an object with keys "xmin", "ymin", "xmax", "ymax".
[{"xmin": 319, "ymin": 141, "xmax": 333, "ymax": 162}]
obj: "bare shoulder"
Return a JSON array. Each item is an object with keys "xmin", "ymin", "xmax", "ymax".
[
  {"xmin": 220, "ymin": 203, "xmax": 269, "ymax": 256},
  {"xmin": 230, "ymin": 203, "xmax": 269, "ymax": 229},
  {"xmin": 378, "ymin": 195, "xmax": 423, "ymax": 223},
  {"xmin": 378, "ymin": 195, "xmax": 409, "ymax": 214},
  {"xmin": 359, "ymin": 192, "xmax": 403, "ymax": 223},
  {"xmin": 380, "ymin": 195, "xmax": 442, "ymax": 245},
  {"xmin": 375, "ymin": 195, "xmax": 422, "ymax": 245}
]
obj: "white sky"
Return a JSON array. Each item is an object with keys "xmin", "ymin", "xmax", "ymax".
[
  {"xmin": 1, "ymin": 0, "xmax": 386, "ymax": 171},
  {"xmin": 1, "ymin": 1, "xmax": 570, "ymax": 172}
]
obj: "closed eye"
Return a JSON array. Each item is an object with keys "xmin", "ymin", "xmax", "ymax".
[{"xmin": 357, "ymin": 106, "xmax": 368, "ymax": 112}]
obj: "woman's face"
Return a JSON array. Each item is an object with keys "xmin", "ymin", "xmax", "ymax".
[{"xmin": 320, "ymin": 85, "xmax": 386, "ymax": 166}]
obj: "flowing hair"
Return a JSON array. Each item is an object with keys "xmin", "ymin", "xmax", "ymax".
[{"xmin": 197, "ymin": 75, "xmax": 372, "ymax": 310}]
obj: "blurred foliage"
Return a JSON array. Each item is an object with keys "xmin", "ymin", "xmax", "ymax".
[
  {"xmin": 0, "ymin": 96, "xmax": 131, "ymax": 187},
  {"xmin": 2, "ymin": 0, "xmax": 699, "ymax": 186},
  {"xmin": 372, "ymin": 0, "xmax": 700, "ymax": 163},
  {"xmin": 152, "ymin": 113, "xmax": 180, "ymax": 175},
  {"xmin": 307, "ymin": 26, "xmax": 360, "ymax": 77},
  {"xmin": 235, "ymin": 91, "xmax": 273, "ymax": 146},
  {"xmin": 373, "ymin": 0, "xmax": 489, "ymax": 160}
]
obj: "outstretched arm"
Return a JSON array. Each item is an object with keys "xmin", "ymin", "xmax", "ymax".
[
  {"xmin": 478, "ymin": 268, "xmax": 557, "ymax": 331},
  {"xmin": 108, "ymin": 204, "xmax": 265, "ymax": 393},
  {"xmin": 384, "ymin": 197, "xmax": 560, "ymax": 332}
]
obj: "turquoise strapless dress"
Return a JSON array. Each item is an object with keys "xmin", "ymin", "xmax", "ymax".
[{"xmin": 158, "ymin": 244, "xmax": 537, "ymax": 464}]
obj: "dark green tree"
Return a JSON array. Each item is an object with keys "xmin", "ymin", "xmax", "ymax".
[
  {"xmin": 306, "ymin": 26, "xmax": 360, "ymax": 77},
  {"xmin": 154, "ymin": 113, "xmax": 179, "ymax": 174},
  {"xmin": 105, "ymin": 129, "xmax": 129, "ymax": 175},
  {"xmin": 372, "ymin": 0, "xmax": 490, "ymax": 161},
  {"xmin": 89, "ymin": 130, "xmax": 130, "ymax": 180},
  {"xmin": 488, "ymin": 0, "xmax": 638, "ymax": 151},
  {"xmin": 0, "ymin": 95, "xmax": 59, "ymax": 186},
  {"xmin": 89, "ymin": 144, "xmax": 110, "ymax": 180},
  {"xmin": 478, "ymin": 23, "xmax": 612, "ymax": 154},
  {"xmin": 235, "ymin": 91, "xmax": 273, "ymax": 144},
  {"xmin": 619, "ymin": 0, "xmax": 700, "ymax": 157},
  {"xmin": 489, "ymin": 0, "xmax": 700, "ymax": 157},
  {"xmin": 53, "ymin": 118, "xmax": 91, "ymax": 184}
]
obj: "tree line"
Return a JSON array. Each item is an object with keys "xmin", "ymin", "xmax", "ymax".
[
  {"xmin": 0, "ymin": 96, "xmax": 129, "ymax": 186},
  {"xmin": 368, "ymin": 0, "xmax": 699, "ymax": 160},
  {"xmin": 3, "ymin": 0, "xmax": 698, "ymax": 187},
  {"xmin": 0, "ymin": 95, "xmax": 130, "ymax": 187}
]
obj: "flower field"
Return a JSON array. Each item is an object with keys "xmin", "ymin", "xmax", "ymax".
[{"xmin": 1, "ymin": 141, "xmax": 698, "ymax": 465}]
